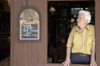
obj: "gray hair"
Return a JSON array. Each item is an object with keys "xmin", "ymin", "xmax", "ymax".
[{"xmin": 79, "ymin": 10, "xmax": 91, "ymax": 23}]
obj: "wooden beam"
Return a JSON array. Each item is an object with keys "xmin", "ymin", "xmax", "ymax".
[
  {"xmin": 23, "ymin": 0, "xmax": 25, "ymax": 6},
  {"xmin": 28, "ymin": 64, "xmax": 90, "ymax": 66},
  {"xmin": 47, "ymin": 0, "xmax": 92, "ymax": 1}
]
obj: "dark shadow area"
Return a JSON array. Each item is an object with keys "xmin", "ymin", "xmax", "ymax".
[
  {"xmin": 0, "ymin": 0, "xmax": 10, "ymax": 66},
  {"xmin": 47, "ymin": 1, "xmax": 95, "ymax": 63}
]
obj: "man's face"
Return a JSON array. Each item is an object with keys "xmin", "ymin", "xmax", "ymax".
[{"xmin": 77, "ymin": 14, "xmax": 88, "ymax": 27}]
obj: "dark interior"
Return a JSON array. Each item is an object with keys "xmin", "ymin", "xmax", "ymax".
[{"xmin": 0, "ymin": 0, "xmax": 10, "ymax": 61}]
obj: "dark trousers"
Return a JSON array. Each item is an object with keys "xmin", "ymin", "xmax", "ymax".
[{"xmin": 70, "ymin": 53, "xmax": 91, "ymax": 64}]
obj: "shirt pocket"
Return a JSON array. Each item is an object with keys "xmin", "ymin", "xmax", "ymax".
[
  {"xmin": 86, "ymin": 35, "xmax": 93, "ymax": 45},
  {"xmin": 86, "ymin": 36, "xmax": 92, "ymax": 53},
  {"xmin": 73, "ymin": 34, "xmax": 81, "ymax": 49},
  {"xmin": 86, "ymin": 40, "xmax": 92, "ymax": 53}
]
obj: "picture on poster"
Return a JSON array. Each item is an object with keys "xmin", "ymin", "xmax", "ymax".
[{"xmin": 18, "ymin": 7, "xmax": 41, "ymax": 41}]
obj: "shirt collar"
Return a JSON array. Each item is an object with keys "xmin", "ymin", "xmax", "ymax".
[{"xmin": 75, "ymin": 24, "xmax": 89, "ymax": 32}]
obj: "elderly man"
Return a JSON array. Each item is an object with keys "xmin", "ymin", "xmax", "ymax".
[{"xmin": 62, "ymin": 10, "xmax": 97, "ymax": 66}]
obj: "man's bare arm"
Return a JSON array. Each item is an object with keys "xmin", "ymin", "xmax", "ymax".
[
  {"xmin": 90, "ymin": 44, "xmax": 97, "ymax": 66},
  {"xmin": 66, "ymin": 46, "xmax": 71, "ymax": 60},
  {"xmin": 62, "ymin": 46, "xmax": 71, "ymax": 66},
  {"xmin": 91, "ymin": 44, "xmax": 95, "ymax": 61}
]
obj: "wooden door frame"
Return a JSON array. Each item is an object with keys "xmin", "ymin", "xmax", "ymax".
[
  {"xmin": 10, "ymin": 0, "xmax": 100, "ymax": 66},
  {"xmin": 45, "ymin": 1, "xmax": 99, "ymax": 66}
]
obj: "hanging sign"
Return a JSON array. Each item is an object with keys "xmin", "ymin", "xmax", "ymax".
[{"xmin": 18, "ymin": 7, "xmax": 41, "ymax": 41}]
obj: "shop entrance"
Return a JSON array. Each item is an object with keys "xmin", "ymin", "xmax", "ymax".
[{"xmin": 47, "ymin": 1, "xmax": 95, "ymax": 63}]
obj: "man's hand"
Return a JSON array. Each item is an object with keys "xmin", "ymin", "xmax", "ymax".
[
  {"xmin": 62, "ymin": 59, "xmax": 71, "ymax": 66},
  {"xmin": 90, "ymin": 60, "xmax": 97, "ymax": 66}
]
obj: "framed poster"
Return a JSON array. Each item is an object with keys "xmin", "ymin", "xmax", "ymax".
[{"xmin": 18, "ymin": 7, "xmax": 41, "ymax": 41}]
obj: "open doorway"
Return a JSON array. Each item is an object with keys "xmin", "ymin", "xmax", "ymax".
[
  {"xmin": 47, "ymin": 1, "xmax": 95, "ymax": 63},
  {"xmin": 0, "ymin": 0, "xmax": 10, "ymax": 66}
]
